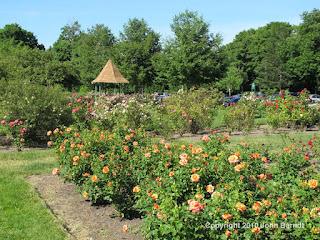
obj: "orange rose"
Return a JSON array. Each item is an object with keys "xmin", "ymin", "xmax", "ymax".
[
  {"xmin": 123, "ymin": 225, "xmax": 128, "ymax": 233},
  {"xmin": 91, "ymin": 175, "xmax": 98, "ymax": 182},
  {"xmin": 154, "ymin": 203, "xmax": 160, "ymax": 209},
  {"xmin": 179, "ymin": 158, "xmax": 188, "ymax": 166},
  {"xmin": 151, "ymin": 193, "xmax": 158, "ymax": 200},
  {"xmin": 225, "ymin": 230, "xmax": 231, "ymax": 237},
  {"xmin": 179, "ymin": 153, "xmax": 188, "ymax": 161},
  {"xmin": 228, "ymin": 155, "xmax": 239, "ymax": 164},
  {"xmin": 261, "ymin": 156, "xmax": 268, "ymax": 163},
  {"xmin": 308, "ymin": 179, "xmax": 318, "ymax": 189},
  {"xmin": 206, "ymin": 184, "xmax": 214, "ymax": 193},
  {"xmin": 103, "ymin": 166, "xmax": 109, "ymax": 173},
  {"xmin": 169, "ymin": 171, "xmax": 175, "ymax": 176},
  {"xmin": 236, "ymin": 202, "xmax": 246, "ymax": 212},
  {"xmin": 133, "ymin": 141, "xmax": 138, "ymax": 146},
  {"xmin": 234, "ymin": 164, "xmax": 243, "ymax": 172},
  {"xmin": 125, "ymin": 135, "xmax": 130, "ymax": 140},
  {"xmin": 53, "ymin": 128, "xmax": 59, "ymax": 134},
  {"xmin": 191, "ymin": 174, "xmax": 200, "ymax": 182},
  {"xmin": 258, "ymin": 174, "xmax": 266, "ymax": 180},
  {"xmin": 251, "ymin": 227, "xmax": 260, "ymax": 233},
  {"xmin": 262, "ymin": 199, "xmax": 271, "ymax": 207},
  {"xmin": 82, "ymin": 192, "xmax": 88, "ymax": 198},
  {"xmin": 47, "ymin": 131, "xmax": 52, "ymax": 136},
  {"xmin": 253, "ymin": 202, "xmax": 263, "ymax": 211},
  {"xmin": 145, "ymin": 152, "xmax": 152, "ymax": 157},
  {"xmin": 222, "ymin": 213, "xmax": 232, "ymax": 220},
  {"xmin": 51, "ymin": 168, "xmax": 59, "ymax": 175},
  {"xmin": 188, "ymin": 200, "xmax": 204, "ymax": 213}
]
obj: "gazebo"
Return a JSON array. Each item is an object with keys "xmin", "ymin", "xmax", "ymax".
[{"xmin": 92, "ymin": 59, "xmax": 129, "ymax": 100}]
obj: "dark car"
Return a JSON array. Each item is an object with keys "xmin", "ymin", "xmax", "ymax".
[{"xmin": 223, "ymin": 96, "xmax": 240, "ymax": 106}]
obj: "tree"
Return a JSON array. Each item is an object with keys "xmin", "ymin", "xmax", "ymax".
[
  {"xmin": 153, "ymin": 10, "xmax": 224, "ymax": 90},
  {"xmin": 283, "ymin": 9, "xmax": 320, "ymax": 92},
  {"xmin": 52, "ymin": 21, "xmax": 82, "ymax": 61},
  {"xmin": 72, "ymin": 24, "xmax": 116, "ymax": 87},
  {"xmin": 0, "ymin": 23, "xmax": 44, "ymax": 50},
  {"xmin": 111, "ymin": 18, "xmax": 161, "ymax": 92},
  {"xmin": 218, "ymin": 65, "xmax": 245, "ymax": 95}
]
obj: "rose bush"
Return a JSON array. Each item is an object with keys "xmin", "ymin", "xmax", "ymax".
[
  {"xmin": 264, "ymin": 89, "xmax": 319, "ymax": 130},
  {"xmin": 50, "ymin": 124, "xmax": 320, "ymax": 239}
]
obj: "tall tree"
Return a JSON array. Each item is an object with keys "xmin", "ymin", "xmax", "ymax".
[
  {"xmin": 283, "ymin": 9, "xmax": 320, "ymax": 92},
  {"xmin": 0, "ymin": 23, "xmax": 44, "ymax": 50},
  {"xmin": 153, "ymin": 10, "xmax": 224, "ymax": 90},
  {"xmin": 52, "ymin": 21, "xmax": 82, "ymax": 61},
  {"xmin": 111, "ymin": 18, "xmax": 161, "ymax": 92},
  {"xmin": 72, "ymin": 24, "xmax": 115, "ymax": 87},
  {"xmin": 254, "ymin": 22, "xmax": 293, "ymax": 90}
]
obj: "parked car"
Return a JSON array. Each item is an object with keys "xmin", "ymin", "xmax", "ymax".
[
  {"xmin": 309, "ymin": 94, "xmax": 320, "ymax": 103},
  {"xmin": 223, "ymin": 96, "xmax": 241, "ymax": 106},
  {"xmin": 156, "ymin": 92, "xmax": 171, "ymax": 102}
]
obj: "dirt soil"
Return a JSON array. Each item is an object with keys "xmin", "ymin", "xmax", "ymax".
[
  {"xmin": 26, "ymin": 175, "xmax": 143, "ymax": 240},
  {"xmin": 4, "ymin": 125, "xmax": 320, "ymax": 240}
]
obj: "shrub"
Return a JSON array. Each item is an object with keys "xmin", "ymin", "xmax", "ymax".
[
  {"xmin": 264, "ymin": 89, "xmax": 319, "ymax": 131},
  {"xmin": 157, "ymin": 88, "xmax": 223, "ymax": 137},
  {"xmin": 0, "ymin": 81, "xmax": 73, "ymax": 144},
  {"xmin": 223, "ymin": 93, "xmax": 257, "ymax": 134}
]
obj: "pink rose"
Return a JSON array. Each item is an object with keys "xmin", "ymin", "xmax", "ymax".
[
  {"xmin": 47, "ymin": 141, "xmax": 52, "ymax": 147},
  {"xmin": 9, "ymin": 122, "xmax": 15, "ymax": 127},
  {"xmin": 188, "ymin": 200, "xmax": 204, "ymax": 213},
  {"xmin": 19, "ymin": 121, "xmax": 23, "ymax": 125},
  {"xmin": 72, "ymin": 93, "xmax": 77, "ymax": 97},
  {"xmin": 0, "ymin": 120, "xmax": 5, "ymax": 124},
  {"xmin": 20, "ymin": 138, "xmax": 25, "ymax": 142}
]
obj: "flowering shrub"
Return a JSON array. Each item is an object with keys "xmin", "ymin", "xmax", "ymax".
[
  {"xmin": 67, "ymin": 93, "xmax": 95, "ymax": 130},
  {"xmin": 50, "ymin": 124, "xmax": 320, "ymax": 239},
  {"xmin": 133, "ymin": 133, "xmax": 320, "ymax": 239},
  {"xmin": 155, "ymin": 88, "xmax": 223, "ymax": 137},
  {"xmin": 264, "ymin": 89, "xmax": 319, "ymax": 130},
  {"xmin": 0, "ymin": 82, "xmax": 72, "ymax": 142},
  {"xmin": 48, "ymin": 124, "xmax": 154, "ymax": 217},
  {"xmin": 223, "ymin": 93, "xmax": 257, "ymax": 134},
  {"xmin": 0, "ymin": 119, "xmax": 26, "ymax": 150}
]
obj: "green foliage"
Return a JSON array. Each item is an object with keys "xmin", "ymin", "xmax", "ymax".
[{"xmin": 0, "ymin": 23, "xmax": 45, "ymax": 50}]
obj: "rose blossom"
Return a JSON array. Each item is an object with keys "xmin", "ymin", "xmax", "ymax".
[{"xmin": 188, "ymin": 199, "xmax": 204, "ymax": 213}]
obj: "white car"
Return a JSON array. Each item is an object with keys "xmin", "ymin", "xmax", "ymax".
[{"xmin": 309, "ymin": 94, "xmax": 320, "ymax": 102}]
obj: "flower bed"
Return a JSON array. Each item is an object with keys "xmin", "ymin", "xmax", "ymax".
[{"xmin": 49, "ymin": 124, "xmax": 320, "ymax": 239}]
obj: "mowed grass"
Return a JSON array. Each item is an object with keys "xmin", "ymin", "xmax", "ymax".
[
  {"xmin": 0, "ymin": 149, "xmax": 68, "ymax": 240},
  {"xmin": 228, "ymin": 132, "xmax": 317, "ymax": 153}
]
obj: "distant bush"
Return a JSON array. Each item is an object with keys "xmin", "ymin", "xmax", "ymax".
[{"xmin": 0, "ymin": 80, "xmax": 73, "ymax": 144}]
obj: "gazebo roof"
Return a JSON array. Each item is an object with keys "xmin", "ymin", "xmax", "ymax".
[{"xmin": 92, "ymin": 59, "xmax": 129, "ymax": 84}]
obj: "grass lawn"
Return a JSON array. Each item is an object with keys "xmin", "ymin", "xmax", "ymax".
[
  {"xmin": 228, "ymin": 132, "xmax": 317, "ymax": 153},
  {"xmin": 0, "ymin": 149, "xmax": 69, "ymax": 240}
]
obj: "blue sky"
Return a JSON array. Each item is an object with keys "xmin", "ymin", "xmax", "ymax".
[{"xmin": 1, "ymin": 0, "xmax": 319, "ymax": 49}]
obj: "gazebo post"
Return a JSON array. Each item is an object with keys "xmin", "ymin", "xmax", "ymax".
[
  {"xmin": 95, "ymin": 84, "xmax": 97, "ymax": 102},
  {"xmin": 99, "ymin": 83, "xmax": 101, "ymax": 96}
]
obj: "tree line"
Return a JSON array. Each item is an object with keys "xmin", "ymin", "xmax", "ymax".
[{"xmin": 0, "ymin": 9, "xmax": 319, "ymax": 94}]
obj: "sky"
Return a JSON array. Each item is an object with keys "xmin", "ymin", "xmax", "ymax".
[{"xmin": 0, "ymin": 0, "xmax": 319, "ymax": 49}]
